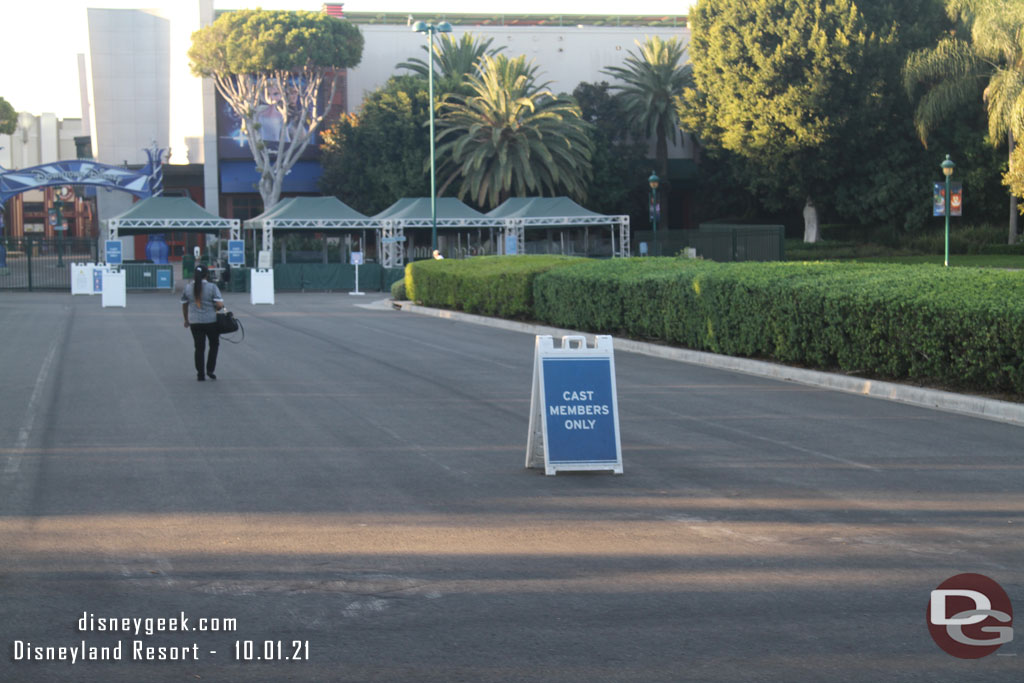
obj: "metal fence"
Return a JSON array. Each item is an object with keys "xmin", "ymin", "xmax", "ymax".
[{"xmin": 0, "ymin": 237, "xmax": 99, "ymax": 291}]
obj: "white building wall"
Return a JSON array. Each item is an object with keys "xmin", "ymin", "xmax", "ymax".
[
  {"xmin": 347, "ymin": 24, "xmax": 693, "ymax": 159},
  {"xmin": 87, "ymin": 8, "xmax": 172, "ymax": 166}
]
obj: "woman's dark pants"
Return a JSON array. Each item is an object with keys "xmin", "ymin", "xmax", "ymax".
[{"xmin": 190, "ymin": 323, "xmax": 220, "ymax": 377}]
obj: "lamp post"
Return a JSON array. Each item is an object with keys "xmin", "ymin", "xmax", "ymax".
[
  {"xmin": 648, "ymin": 171, "xmax": 660, "ymax": 237},
  {"xmin": 412, "ymin": 19, "xmax": 452, "ymax": 254},
  {"xmin": 941, "ymin": 154, "xmax": 955, "ymax": 267}
]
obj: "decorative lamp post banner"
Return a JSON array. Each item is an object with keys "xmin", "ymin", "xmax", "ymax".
[
  {"xmin": 525, "ymin": 335, "xmax": 623, "ymax": 476},
  {"xmin": 933, "ymin": 182, "xmax": 963, "ymax": 216}
]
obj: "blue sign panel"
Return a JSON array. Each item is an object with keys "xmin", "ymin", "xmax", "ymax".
[
  {"xmin": 156, "ymin": 270, "xmax": 171, "ymax": 289},
  {"xmin": 526, "ymin": 335, "xmax": 623, "ymax": 475},
  {"xmin": 227, "ymin": 240, "xmax": 245, "ymax": 266},
  {"xmin": 93, "ymin": 269, "xmax": 104, "ymax": 292},
  {"xmin": 105, "ymin": 241, "xmax": 122, "ymax": 265},
  {"xmin": 505, "ymin": 234, "xmax": 518, "ymax": 255},
  {"xmin": 542, "ymin": 358, "xmax": 619, "ymax": 465}
]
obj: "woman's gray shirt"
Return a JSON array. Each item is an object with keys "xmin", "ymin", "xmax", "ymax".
[{"xmin": 181, "ymin": 281, "xmax": 223, "ymax": 324}]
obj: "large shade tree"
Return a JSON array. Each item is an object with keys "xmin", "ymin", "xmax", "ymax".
[
  {"xmin": 319, "ymin": 76, "xmax": 431, "ymax": 215},
  {"xmin": 904, "ymin": 0, "xmax": 1024, "ymax": 243},
  {"xmin": 572, "ymin": 81, "xmax": 649, "ymax": 221},
  {"xmin": 685, "ymin": 0, "xmax": 907, "ymax": 242},
  {"xmin": 189, "ymin": 9, "xmax": 363, "ymax": 211},
  {"xmin": 435, "ymin": 54, "xmax": 594, "ymax": 209}
]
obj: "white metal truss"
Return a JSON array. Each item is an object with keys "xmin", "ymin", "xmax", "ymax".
[
  {"xmin": 253, "ymin": 218, "xmax": 380, "ymax": 255},
  {"xmin": 500, "ymin": 219, "xmax": 526, "ymax": 255},
  {"xmin": 108, "ymin": 217, "xmax": 240, "ymax": 241},
  {"xmin": 380, "ymin": 220, "xmax": 406, "ymax": 269}
]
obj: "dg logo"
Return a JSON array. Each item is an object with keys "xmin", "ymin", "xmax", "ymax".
[{"xmin": 928, "ymin": 573, "xmax": 1014, "ymax": 659}]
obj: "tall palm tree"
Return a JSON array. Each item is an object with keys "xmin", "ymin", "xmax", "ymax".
[
  {"xmin": 904, "ymin": 0, "xmax": 1024, "ymax": 243},
  {"xmin": 397, "ymin": 33, "xmax": 504, "ymax": 97},
  {"xmin": 435, "ymin": 54, "xmax": 594, "ymax": 209},
  {"xmin": 602, "ymin": 36, "xmax": 693, "ymax": 181}
]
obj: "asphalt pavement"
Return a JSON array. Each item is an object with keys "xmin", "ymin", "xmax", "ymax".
[{"xmin": 1, "ymin": 290, "xmax": 1021, "ymax": 682}]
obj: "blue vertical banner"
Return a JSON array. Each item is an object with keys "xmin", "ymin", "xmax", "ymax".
[
  {"xmin": 526, "ymin": 335, "xmax": 623, "ymax": 475},
  {"xmin": 105, "ymin": 240, "xmax": 123, "ymax": 265},
  {"xmin": 227, "ymin": 240, "xmax": 245, "ymax": 266}
]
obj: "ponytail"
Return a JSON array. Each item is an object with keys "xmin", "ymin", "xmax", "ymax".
[{"xmin": 193, "ymin": 268, "xmax": 204, "ymax": 308}]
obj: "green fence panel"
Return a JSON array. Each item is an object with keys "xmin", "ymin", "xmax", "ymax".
[
  {"xmin": 381, "ymin": 267, "xmax": 405, "ymax": 291},
  {"xmin": 635, "ymin": 225, "xmax": 784, "ymax": 262},
  {"xmin": 272, "ymin": 263, "xmax": 387, "ymax": 291},
  {"xmin": 122, "ymin": 263, "xmax": 174, "ymax": 290}
]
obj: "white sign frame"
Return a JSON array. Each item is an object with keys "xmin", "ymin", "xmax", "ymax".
[{"xmin": 525, "ymin": 335, "xmax": 623, "ymax": 475}]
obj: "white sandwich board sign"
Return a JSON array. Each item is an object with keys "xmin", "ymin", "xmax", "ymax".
[{"xmin": 525, "ymin": 335, "xmax": 623, "ymax": 475}]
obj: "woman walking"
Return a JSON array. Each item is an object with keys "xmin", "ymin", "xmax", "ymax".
[{"xmin": 181, "ymin": 264, "xmax": 224, "ymax": 381}]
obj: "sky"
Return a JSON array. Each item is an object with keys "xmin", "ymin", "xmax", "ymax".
[{"xmin": 2, "ymin": 0, "xmax": 693, "ymax": 121}]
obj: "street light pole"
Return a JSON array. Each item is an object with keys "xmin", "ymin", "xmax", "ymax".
[
  {"xmin": 647, "ymin": 171, "xmax": 663, "ymax": 255},
  {"xmin": 413, "ymin": 20, "xmax": 452, "ymax": 254},
  {"xmin": 941, "ymin": 154, "xmax": 955, "ymax": 267}
]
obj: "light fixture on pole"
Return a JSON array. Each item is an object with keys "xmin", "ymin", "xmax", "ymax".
[
  {"xmin": 648, "ymin": 171, "xmax": 660, "ymax": 237},
  {"xmin": 941, "ymin": 154, "xmax": 955, "ymax": 267},
  {"xmin": 412, "ymin": 19, "xmax": 452, "ymax": 253}
]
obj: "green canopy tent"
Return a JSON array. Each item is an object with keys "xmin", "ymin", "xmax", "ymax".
[
  {"xmin": 373, "ymin": 197, "xmax": 504, "ymax": 267},
  {"xmin": 105, "ymin": 196, "xmax": 240, "ymax": 240},
  {"xmin": 244, "ymin": 196, "xmax": 378, "ymax": 265},
  {"xmin": 486, "ymin": 197, "xmax": 630, "ymax": 258}
]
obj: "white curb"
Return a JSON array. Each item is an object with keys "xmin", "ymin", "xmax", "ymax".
[{"xmin": 395, "ymin": 301, "xmax": 1024, "ymax": 427}]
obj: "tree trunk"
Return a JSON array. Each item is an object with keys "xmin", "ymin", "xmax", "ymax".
[
  {"xmin": 1010, "ymin": 130, "xmax": 1018, "ymax": 245},
  {"xmin": 802, "ymin": 197, "xmax": 819, "ymax": 243}
]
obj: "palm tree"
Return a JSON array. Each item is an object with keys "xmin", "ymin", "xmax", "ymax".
[
  {"xmin": 396, "ymin": 33, "xmax": 504, "ymax": 97},
  {"xmin": 434, "ymin": 54, "xmax": 594, "ymax": 209},
  {"xmin": 904, "ymin": 0, "xmax": 1024, "ymax": 243},
  {"xmin": 602, "ymin": 36, "xmax": 693, "ymax": 182}
]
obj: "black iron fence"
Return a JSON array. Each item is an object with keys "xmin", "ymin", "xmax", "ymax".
[{"xmin": 0, "ymin": 237, "xmax": 99, "ymax": 291}]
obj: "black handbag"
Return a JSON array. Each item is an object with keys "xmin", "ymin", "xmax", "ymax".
[{"xmin": 216, "ymin": 310, "xmax": 240, "ymax": 335}]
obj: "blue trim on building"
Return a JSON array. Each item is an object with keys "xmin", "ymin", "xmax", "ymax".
[{"xmin": 220, "ymin": 160, "xmax": 323, "ymax": 194}]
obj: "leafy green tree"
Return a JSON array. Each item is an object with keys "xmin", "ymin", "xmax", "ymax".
[
  {"xmin": 189, "ymin": 9, "xmax": 363, "ymax": 211},
  {"xmin": 435, "ymin": 54, "xmax": 594, "ymax": 209},
  {"xmin": 685, "ymin": 0, "xmax": 953, "ymax": 242},
  {"xmin": 904, "ymin": 0, "xmax": 1024, "ymax": 242},
  {"xmin": 319, "ymin": 76, "xmax": 431, "ymax": 215},
  {"xmin": 602, "ymin": 36, "xmax": 692, "ymax": 183},
  {"xmin": 572, "ymin": 81, "xmax": 649, "ymax": 219},
  {"xmin": 396, "ymin": 33, "xmax": 504, "ymax": 97},
  {"xmin": 0, "ymin": 97, "xmax": 16, "ymax": 136}
]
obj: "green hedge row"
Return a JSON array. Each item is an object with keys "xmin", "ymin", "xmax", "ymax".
[
  {"xmin": 406, "ymin": 256, "xmax": 1024, "ymax": 395},
  {"xmin": 533, "ymin": 259, "xmax": 1024, "ymax": 395},
  {"xmin": 405, "ymin": 255, "xmax": 581, "ymax": 318}
]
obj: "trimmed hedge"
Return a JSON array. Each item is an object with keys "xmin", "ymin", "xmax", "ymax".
[
  {"xmin": 532, "ymin": 258, "xmax": 1024, "ymax": 396},
  {"xmin": 405, "ymin": 255, "xmax": 582, "ymax": 318}
]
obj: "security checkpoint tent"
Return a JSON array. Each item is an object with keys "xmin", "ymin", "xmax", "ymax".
[
  {"xmin": 244, "ymin": 196, "xmax": 378, "ymax": 258},
  {"xmin": 105, "ymin": 196, "xmax": 240, "ymax": 241},
  {"xmin": 373, "ymin": 197, "xmax": 504, "ymax": 267},
  {"xmin": 486, "ymin": 197, "xmax": 630, "ymax": 258}
]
